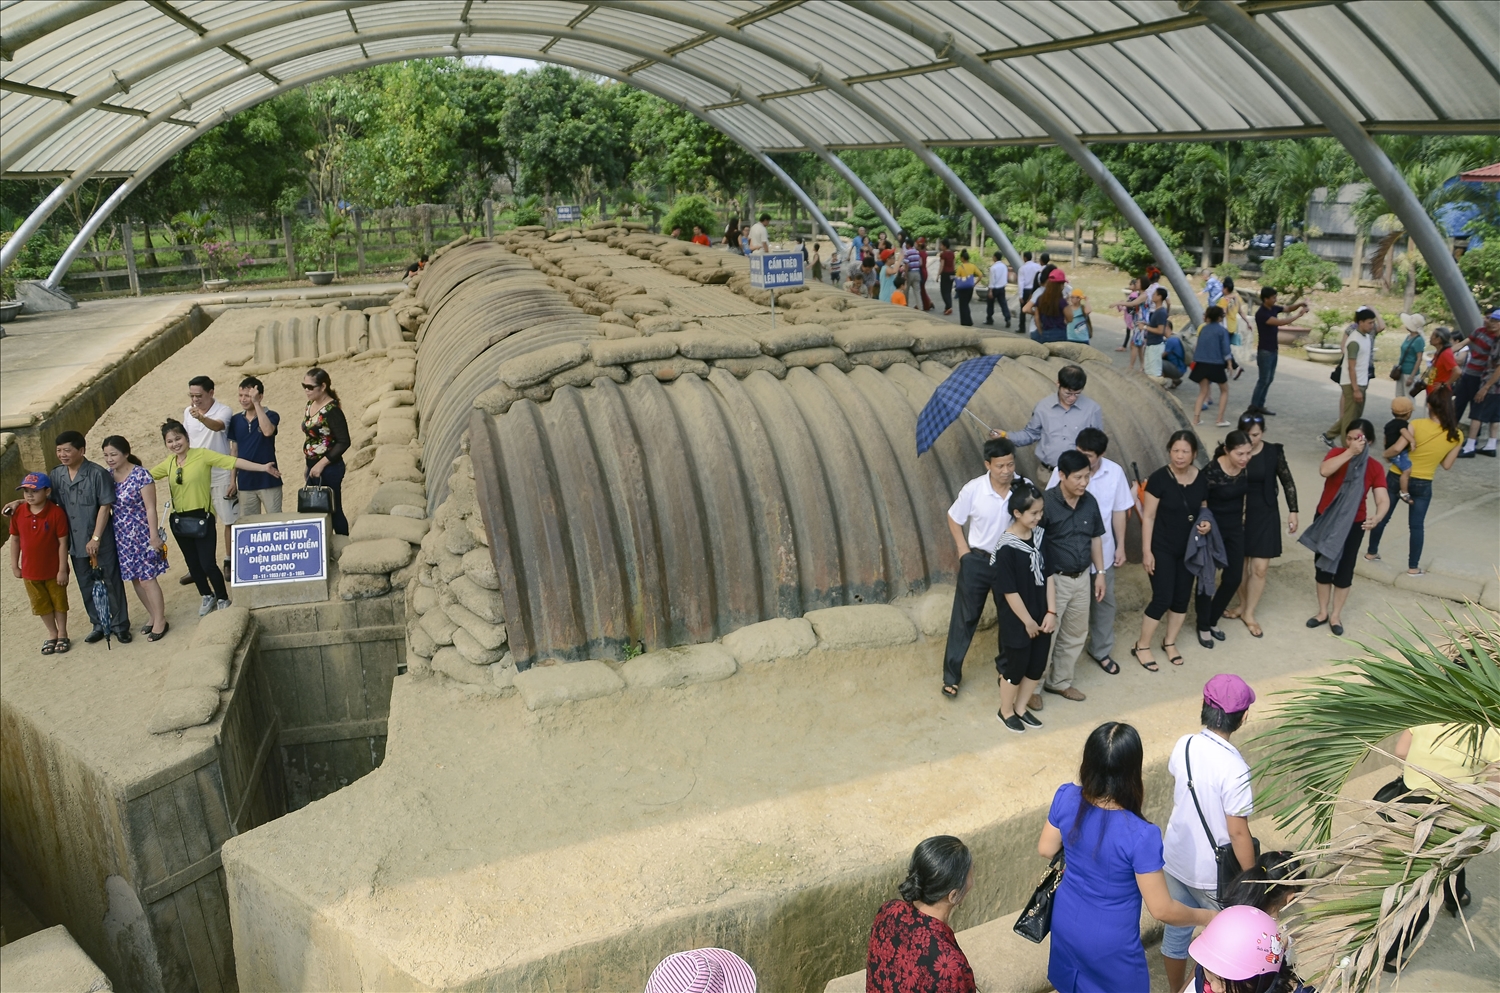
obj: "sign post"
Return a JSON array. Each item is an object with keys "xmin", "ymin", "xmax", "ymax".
[
  {"xmin": 229, "ymin": 514, "xmax": 330, "ymax": 607},
  {"xmin": 555, "ymin": 204, "xmax": 581, "ymax": 225},
  {"xmin": 748, "ymin": 251, "xmax": 804, "ymax": 332}
]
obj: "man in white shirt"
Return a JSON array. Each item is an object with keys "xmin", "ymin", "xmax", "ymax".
[
  {"xmin": 1160, "ymin": 674, "xmax": 1259, "ymax": 993},
  {"xmin": 1323, "ymin": 306, "xmax": 1382, "ymax": 446},
  {"xmin": 942, "ymin": 436, "xmax": 1030, "ymax": 695},
  {"xmin": 1016, "ymin": 251, "xmax": 1042, "ymax": 336},
  {"xmin": 183, "ymin": 374, "xmax": 238, "ymax": 580},
  {"xmin": 1046, "ymin": 427, "xmax": 1134, "ymax": 675},
  {"xmin": 747, "ymin": 212, "xmax": 771, "ymax": 253},
  {"xmin": 985, "ymin": 252, "xmax": 1011, "ymax": 328}
]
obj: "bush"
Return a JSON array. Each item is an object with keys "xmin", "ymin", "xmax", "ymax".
[
  {"xmin": 1258, "ymin": 243, "xmax": 1342, "ymax": 303},
  {"xmin": 1213, "ymin": 261, "xmax": 1241, "ymax": 282},
  {"xmin": 1100, "ymin": 228, "xmax": 1193, "ymax": 277},
  {"xmin": 512, "ymin": 196, "xmax": 542, "ymax": 227},
  {"xmin": 897, "ymin": 205, "xmax": 949, "ymax": 241},
  {"xmin": 1413, "ymin": 285, "xmax": 1453, "ymax": 323},
  {"xmin": 1460, "ymin": 235, "xmax": 1500, "ymax": 314},
  {"xmin": 661, "ymin": 194, "xmax": 718, "ymax": 241}
]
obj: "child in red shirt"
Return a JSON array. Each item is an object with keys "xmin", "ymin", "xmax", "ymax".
[{"xmin": 8, "ymin": 472, "xmax": 72, "ymax": 653}]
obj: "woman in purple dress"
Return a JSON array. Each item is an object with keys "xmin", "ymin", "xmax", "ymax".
[
  {"xmin": 102, "ymin": 436, "xmax": 169, "ymax": 641},
  {"xmin": 1037, "ymin": 722, "xmax": 1215, "ymax": 992}
]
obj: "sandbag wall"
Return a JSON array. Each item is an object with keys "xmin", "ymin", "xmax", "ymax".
[{"xmin": 405, "ymin": 226, "xmax": 1194, "ymax": 673}]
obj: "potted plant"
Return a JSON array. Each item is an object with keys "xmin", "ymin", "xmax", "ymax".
[
  {"xmin": 305, "ymin": 203, "xmax": 346, "ymax": 285},
  {"xmin": 200, "ymin": 240, "xmax": 250, "ymax": 291},
  {"xmin": 1304, "ymin": 307, "xmax": 1346, "ymax": 363}
]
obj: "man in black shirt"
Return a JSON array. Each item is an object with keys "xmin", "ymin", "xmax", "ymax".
[
  {"xmin": 1039, "ymin": 450, "xmax": 1105, "ymax": 704},
  {"xmin": 1249, "ymin": 286, "xmax": 1308, "ymax": 415}
]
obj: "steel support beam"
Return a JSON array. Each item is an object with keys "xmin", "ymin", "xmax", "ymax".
[
  {"xmin": 852, "ymin": 0, "xmax": 1204, "ymax": 327},
  {"xmin": 3, "ymin": 17, "xmax": 888, "ymax": 269},
  {"xmin": 597, "ymin": 1, "xmax": 1023, "ymax": 271},
  {"xmin": 36, "ymin": 47, "xmax": 844, "ymax": 287},
  {"xmin": 0, "ymin": 0, "xmax": 123, "ymax": 60},
  {"xmin": 1192, "ymin": 0, "xmax": 1482, "ymax": 335}
]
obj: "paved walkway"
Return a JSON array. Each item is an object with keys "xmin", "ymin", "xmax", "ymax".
[{"xmin": 0, "ymin": 281, "xmax": 402, "ymax": 425}]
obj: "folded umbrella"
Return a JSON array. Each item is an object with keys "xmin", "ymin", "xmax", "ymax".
[
  {"xmin": 88, "ymin": 553, "xmax": 112, "ymax": 650},
  {"xmin": 915, "ymin": 354, "xmax": 1002, "ymax": 455}
]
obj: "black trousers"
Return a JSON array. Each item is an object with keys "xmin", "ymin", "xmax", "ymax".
[
  {"xmin": 70, "ymin": 534, "xmax": 130, "ymax": 634},
  {"xmin": 308, "ymin": 460, "xmax": 349, "ymax": 535},
  {"xmin": 1017, "ymin": 287, "xmax": 1035, "ymax": 335},
  {"xmin": 986, "ymin": 286, "xmax": 1011, "ymax": 325},
  {"xmin": 956, "ymin": 287, "xmax": 975, "ymax": 326},
  {"xmin": 1384, "ymin": 780, "xmax": 1468, "ymax": 967},
  {"xmin": 940, "ymin": 273, "xmax": 954, "ymax": 310},
  {"xmin": 173, "ymin": 510, "xmax": 228, "ymax": 600},
  {"xmin": 942, "ymin": 550, "xmax": 1003, "ymax": 687},
  {"xmin": 1196, "ymin": 526, "xmax": 1245, "ymax": 631},
  {"xmin": 1313, "ymin": 513, "xmax": 1365, "ymax": 589},
  {"xmin": 1146, "ymin": 548, "xmax": 1194, "ymax": 620}
]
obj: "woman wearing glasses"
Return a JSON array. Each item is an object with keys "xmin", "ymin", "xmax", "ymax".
[
  {"xmin": 151, "ymin": 418, "xmax": 281, "ymax": 616},
  {"xmin": 301, "ymin": 368, "xmax": 352, "ymax": 535},
  {"xmin": 1222, "ymin": 411, "xmax": 1298, "ymax": 638}
]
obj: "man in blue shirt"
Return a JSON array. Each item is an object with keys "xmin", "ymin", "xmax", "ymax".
[
  {"xmin": 1143, "ymin": 287, "xmax": 1170, "ymax": 377},
  {"xmin": 1162, "ymin": 330, "xmax": 1187, "ymax": 387},
  {"xmin": 227, "ymin": 376, "xmax": 282, "ymax": 514}
]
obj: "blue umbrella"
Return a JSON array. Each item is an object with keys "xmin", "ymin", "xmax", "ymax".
[
  {"xmin": 88, "ymin": 554, "xmax": 112, "ymax": 650},
  {"xmin": 915, "ymin": 354, "xmax": 1002, "ymax": 455}
]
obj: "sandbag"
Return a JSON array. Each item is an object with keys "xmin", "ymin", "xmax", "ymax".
[
  {"xmin": 627, "ymin": 357, "xmax": 710, "ymax": 381},
  {"xmin": 592, "ymin": 337, "xmax": 678, "ymax": 366},
  {"xmin": 780, "ymin": 346, "xmax": 852, "ymax": 372},
  {"xmin": 833, "ymin": 324, "xmax": 917, "ymax": 354},
  {"xmin": 667, "ymin": 332, "xmax": 763, "ymax": 360},
  {"xmin": 713, "ymin": 355, "xmax": 788, "ymax": 379},
  {"xmin": 551, "ymin": 360, "xmax": 629, "ymax": 389},
  {"xmin": 747, "ymin": 325, "xmax": 834, "ymax": 355},
  {"xmin": 496, "ymin": 341, "xmax": 592, "ymax": 389}
]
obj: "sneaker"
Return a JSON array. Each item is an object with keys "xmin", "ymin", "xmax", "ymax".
[
  {"xmin": 199, "ymin": 594, "xmax": 216, "ymax": 616},
  {"xmin": 1321, "ymin": 434, "xmax": 1336, "ymax": 448},
  {"xmin": 999, "ymin": 712, "xmax": 1027, "ymax": 733},
  {"xmin": 1018, "ymin": 710, "xmax": 1043, "ymax": 728},
  {"xmin": 216, "ymin": 599, "xmax": 232, "ymax": 612}
]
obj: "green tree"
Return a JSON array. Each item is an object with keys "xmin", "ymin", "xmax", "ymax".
[
  {"xmin": 335, "ymin": 61, "xmax": 464, "ymax": 207},
  {"xmin": 502, "ymin": 66, "xmax": 626, "ymax": 201},
  {"xmin": 1258, "ymin": 242, "xmax": 1342, "ymax": 303},
  {"xmin": 660, "ymin": 194, "xmax": 718, "ymax": 239}
]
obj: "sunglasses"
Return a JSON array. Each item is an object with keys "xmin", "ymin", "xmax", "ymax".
[
  {"xmin": 302, "ymin": 383, "xmax": 318, "ymax": 390},
  {"xmin": 175, "ymin": 467, "xmax": 183, "ymax": 485}
]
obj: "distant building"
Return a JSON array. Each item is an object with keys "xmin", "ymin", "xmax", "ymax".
[{"xmin": 1307, "ymin": 180, "xmax": 1494, "ymax": 281}]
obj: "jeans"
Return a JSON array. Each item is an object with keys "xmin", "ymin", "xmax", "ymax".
[
  {"xmin": 1368, "ymin": 472, "xmax": 1432, "ymax": 571},
  {"xmin": 1162, "ymin": 873, "xmax": 1222, "ymax": 959},
  {"xmin": 986, "ymin": 286, "xmax": 1010, "ymax": 325},
  {"xmin": 1250, "ymin": 349, "xmax": 1278, "ymax": 409}
]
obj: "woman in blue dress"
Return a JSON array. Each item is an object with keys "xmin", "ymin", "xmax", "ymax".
[
  {"xmin": 102, "ymin": 435, "xmax": 170, "ymax": 640},
  {"xmin": 1038, "ymin": 722, "xmax": 1216, "ymax": 992}
]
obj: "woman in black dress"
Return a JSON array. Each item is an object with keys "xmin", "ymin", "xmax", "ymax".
[
  {"xmin": 1132, "ymin": 431, "xmax": 1211, "ymax": 670},
  {"xmin": 1195, "ymin": 430, "xmax": 1252, "ymax": 649},
  {"xmin": 1222, "ymin": 411, "xmax": 1298, "ymax": 638}
]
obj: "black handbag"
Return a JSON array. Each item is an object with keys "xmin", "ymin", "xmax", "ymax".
[
  {"xmin": 1013, "ymin": 850, "xmax": 1064, "ymax": 943},
  {"xmin": 1186, "ymin": 738, "xmax": 1259, "ymax": 901},
  {"xmin": 298, "ymin": 483, "xmax": 334, "ymax": 515},
  {"xmin": 169, "ymin": 511, "xmax": 211, "ymax": 539}
]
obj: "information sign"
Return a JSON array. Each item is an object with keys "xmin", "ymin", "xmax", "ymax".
[
  {"xmin": 748, "ymin": 251, "xmax": 805, "ymax": 290},
  {"xmin": 555, "ymin": 204, "xmax": 581, "ymax": 223},
  {"xmin": 231, "ymin": 517, "xmax": 327, "ymax": 586}
]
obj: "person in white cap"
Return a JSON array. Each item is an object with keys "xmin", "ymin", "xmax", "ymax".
[
  {"xmin": 1161, "ymin": 674, "xmax": 1259, "ymax": 993},
  {"xmin": 644, "ymin": 948, "xmax": 756, "ymax": 993},
  {"xmin": 1394, "ymin": 312, "xmax": 1428, "ymax": 399}
]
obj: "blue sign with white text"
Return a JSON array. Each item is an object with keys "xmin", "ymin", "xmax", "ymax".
[
  {"xmin": 555, "ymin": 204, "xmax": 581, "ymax": 223},
  {"xmin": 748, "ymin": 251, "xmax": 805, "ymax": 290},
  {"xmin": 231, "ymin": 517, "xmax": 327, "ymax": 586}
]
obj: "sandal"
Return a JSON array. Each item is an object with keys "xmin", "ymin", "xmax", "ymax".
[
  {"xmin": 1399, "ymin": 492, "xmax": 1413, "ymax": 505},
  {"xmin": 1364, "ymin": 553, "xmax": 1381, "ymax": 562},
  {"xmin": 1222, "ymin": 606, "xmax": 1242, "ymax": 619},
  {"xmin": 942, "ymin": 684, "xmax": 958, "ymax": 699},
  {"xmin": 147, "ymin": 621, "xmax": 170, "ymax": 643},
  {"xmin": 1164, "ymin": 642, "xmax": 1185, "ymax": 666},
  {"xmin": 53, "ymin": 637, "xmax": 71, "ymax": 654},
  {"xmin": 1130, "ymin": 644, "xmax": 1158, "ymax": 672},
  {"xmin": 1093, "ymin": 655, "xmax": 1120, "ymax": 675},
  {"xmin": 1241, "ymin": 617, "xmax": 1264, "ymax": 638},
  {"xmin": 41, "ymin": 639, "xmax": 57, "ymax": 655}
]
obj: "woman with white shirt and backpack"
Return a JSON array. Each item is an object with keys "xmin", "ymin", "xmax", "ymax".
[{"xmin": 1161, "ymin": 674, "xmax": 1260, "ymax": 993}]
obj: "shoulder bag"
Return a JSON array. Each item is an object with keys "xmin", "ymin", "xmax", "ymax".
[
  {"xmin": 169, "ymin": 510, "xmax": 211, "ymax": 540},
  {"xmin": 1013, "ymin": 850, "xmax": 1064, "ymax": 942},
  {"xmin": 1185, "ymin": 737, "xmax": 1259, "ymax": 901}
]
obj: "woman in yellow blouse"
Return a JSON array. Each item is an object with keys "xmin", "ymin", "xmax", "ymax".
[
  {"xmin": 953, "ymin": 249, "xmax": 983, "ymax": 327},
  {"xmin": 151, "ymin": 417, "xmax": 280, "ymax": 615}
]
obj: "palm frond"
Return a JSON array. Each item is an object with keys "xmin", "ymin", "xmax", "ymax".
[
  {"xmin": 1279, "ymin": 770, "xmax": 1499, "ymax": 993},
  {"xmin": 1251, "ymin": 608, "xmax": 1500, "ymax": 844}
]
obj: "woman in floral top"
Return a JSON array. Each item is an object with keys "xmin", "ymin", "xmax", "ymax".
[
  {"xmin": 301, "ymin": 367, "xmax": 352, "ymax": 534},
  {"xmin": 866, "ymin": 836, "xmax": 975, "ymax": 993}
]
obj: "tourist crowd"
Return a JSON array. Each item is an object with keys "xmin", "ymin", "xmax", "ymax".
[{"xmin": 9, "ymin": 369, "xmax": 353, "ymax": 650}]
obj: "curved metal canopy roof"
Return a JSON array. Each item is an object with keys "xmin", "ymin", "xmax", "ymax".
[{"xmin": 2, "ymin": 0, "xmax": 1497, "ymax": 179}]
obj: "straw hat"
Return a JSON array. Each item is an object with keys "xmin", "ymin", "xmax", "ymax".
[{"xmin": 1399, "ymin": 312, "xmax": 1427, "ymax": 334}]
